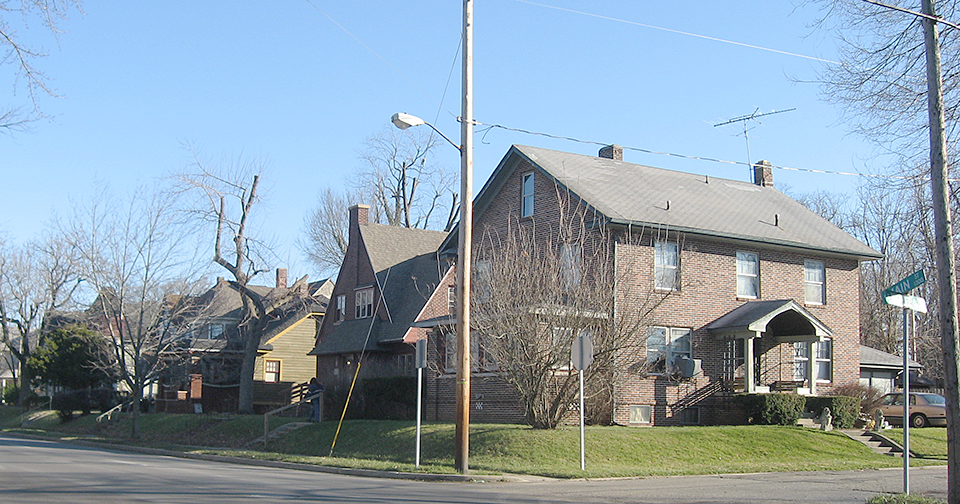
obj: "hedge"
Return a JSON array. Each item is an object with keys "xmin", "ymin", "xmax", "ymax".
[
  {"xmin": 804, "ymin": 395, "xmax": 860, "ymax": 429},
  {"xmin": 738, "ymin": 393, "xmax": 806, "ymax": 426}
]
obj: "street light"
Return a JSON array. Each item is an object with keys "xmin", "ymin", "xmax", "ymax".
[{"xmin": 391, "ymin": 113, "xmax": 461, "ymax": 153}]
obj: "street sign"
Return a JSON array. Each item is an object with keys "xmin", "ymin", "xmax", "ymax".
[
  {"xmin": 571, "ymin": 332, "xmax": 594, "ymax": 371},
  {"xmin": 882, "ymin": 270, "xmax": 926, "ymax": 298},
  {"xmin": 415, "ymin": 339, "xmax": 427, "ymax": 369},
  {"xmin": 884, "ymin": 294, "xmax": 928, "ymax": 313}
]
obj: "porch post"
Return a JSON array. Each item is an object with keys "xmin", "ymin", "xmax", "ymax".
[
  {"xmin": 807, "ymin": 341, "xmax": 817, "ymax": 396},
  {"xmin": 745, "ymin": 335, "xmax": 756, "ymax": 393}
]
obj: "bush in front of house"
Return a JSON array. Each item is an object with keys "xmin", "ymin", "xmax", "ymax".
[
  {"xmin": 804, "ymin": 395, "xmax": 860, "ymax": 429},
  {"xmin": 738, "ymin": 393, "xmax": 806, "ymax": 426},
  {"xmin": 830, "ymin": 381, "xmax": 883, "ymax": 420},
  {"xmin": 51, "ymin": 388, "xmax": 120, "ymax": 422}
]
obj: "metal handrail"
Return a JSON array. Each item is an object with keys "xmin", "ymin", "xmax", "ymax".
[
  {"xmin": 96, "ymin": 400, "xmax": 131, "ymax": 423},
  {"xmin": 262, "ymin": 392, "xmax": 321, "ymax": 449}
]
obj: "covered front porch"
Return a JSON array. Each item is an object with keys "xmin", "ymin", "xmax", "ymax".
[{"xmin": 707, "ymin": 300, "xmax": 833, "ymax": 396}]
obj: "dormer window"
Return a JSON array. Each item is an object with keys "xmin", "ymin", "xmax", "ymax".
[
  {"xmin": 336, "ymin": 294, "xmax": 346, "ymax": 321},
  {"xmin": 521, "ymin": 172, "xmax": 534, "ymax": 217}
]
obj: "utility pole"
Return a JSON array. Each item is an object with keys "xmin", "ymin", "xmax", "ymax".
[
  {"xmin": 455, "ymin": 0, "xmax": 474, "ymax": 475},
  {"xmin": 920, "ymin": 1, "xmax": 960, "ymax": 501}
]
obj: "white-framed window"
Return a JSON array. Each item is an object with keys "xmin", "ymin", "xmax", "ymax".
[
  {"xmin": 645, "ymin": 326, "xmax": 692, "ymax": 374},
  {"xmin": 264, "ymin": 360, "xmax": 281, "ymax": 383},
  {"xmin": 336, "ymin": 294, "xmax": 346, "ymax": 321},
  {"xmin": 629, "ymin": 405, "xmax": 652, "ymax": 424},
  {"xmin": 208, "ymin": 323, "xmax": 224, "ymax": 339},
  {"xmin": 560, "ymin": 243, "xmax": 581, "ymax": 290},
  {"xmin": 447, "ymin": 285, "xmax": 457, "ymax": 316},
  {"xmin": 355, "ymin": 288, "xmax": 374, "ymax": 318},
  {"xmin": 655, "ymin": 241, "xmax": 679, "ymax": 291},
  {"xmin": 444, "ymin": 333, "xmax": 457, "ymax": 373},
  {"xmin": 736, "ymin": 251, "xmax": 760, "ymax": 298},
  {"xmin": 551, "ymin": 327, "xmax": 574, "ymax": 370},
  {"xmin": 473, "ymin": 260, "xmax": 492, "ymax": 302},
  {"xmin": 804, "ymin": 260, "xmax": 826, "ymax": 305},
  {"xmin": 521, "ymin": 172, "xmax": 535, "ymax": 217},
  {"xmin": 794, "ymin": 339, "xmax": 832, "ymax": 382}
]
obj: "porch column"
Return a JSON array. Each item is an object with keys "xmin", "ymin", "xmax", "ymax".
[
  {"xmin": 807, "ymin": 341, "xmax": 817, "ymax": 396},
  {"xmin": 745, "ymin": 335, "xmax": 756, "ymax": 393}
]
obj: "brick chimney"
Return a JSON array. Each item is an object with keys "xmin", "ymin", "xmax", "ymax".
[
  {"xmin": 349, "ymin": 204, "xmax": 370, "ymax": 228},
  {"xmin": 276, "ymin": 268, "xmax": 287, "ymax": 289},
  {"xmin": 753, "ymin": 160, "xmax": 774, "ymax": 187},
  {"xmin": 599, "ymin": 144, "xmax": 623, "ymax": 161}
]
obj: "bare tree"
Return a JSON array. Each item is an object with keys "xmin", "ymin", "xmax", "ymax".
[
  {"xmin": 302, "ymin": 126, "xmax": 458, "ymax": 273},
  {"xmin": 468, "ymin": 189, "xmax": 669, "ymax": 428},
  {"xmin": 0, "ymin": 0, "xmax": 83, "ymax": 132},
  {"xmin": 178, "ymin": 157, "xmax": 312, "ymax": 414},
  {"xmin": 0, "ymin": 233, "xmax": 81, "ymax": 405},
  {"xmin": 60, "ymin": 184, "xmax": 204, "ymax": 437}
]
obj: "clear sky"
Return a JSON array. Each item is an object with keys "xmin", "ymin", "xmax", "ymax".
[{"xmin": 1, "ymin": 1, "xmax": 889, "ymax": 282}]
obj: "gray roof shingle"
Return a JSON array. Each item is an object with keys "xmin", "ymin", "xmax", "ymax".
[{"xmin": 474, "ymin": 145, "xmax": 881, "ymax": 260}]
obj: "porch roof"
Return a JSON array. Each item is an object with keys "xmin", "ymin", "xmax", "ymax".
[{"xmin": 705, "ymin": 299, "xmax": 833, "ymax": 341}]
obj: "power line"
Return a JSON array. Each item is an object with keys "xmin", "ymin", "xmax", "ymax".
[{"xmin": 476, "ymin": 119, "xmax": 931, "ymax": 181}]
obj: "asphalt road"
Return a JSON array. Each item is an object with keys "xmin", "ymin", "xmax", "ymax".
[{"xmin": 0, "ymin": 435, "xmax": 948, "ymax": 503}]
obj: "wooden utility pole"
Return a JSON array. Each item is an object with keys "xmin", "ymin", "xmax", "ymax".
[
  {"xmin": 920, "ymin": 1, "xmax": 960, "ymax": 501},
  {"xmin": 455, "ymin": 0, "xmax": 474, "ymax": 474}
]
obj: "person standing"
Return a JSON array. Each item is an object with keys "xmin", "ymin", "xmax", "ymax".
[{"xmin": 307, "ymin": 378, "xmax": 322, "ymax": 422}]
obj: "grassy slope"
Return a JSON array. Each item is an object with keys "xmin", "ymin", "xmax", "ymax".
[
  {"xmin": 0, "ymin": 406, "xmax": 941, "ymax": 479},
  {"xmin": 882, "ymin": 428, "xmax": 948, "ymax": 460}
]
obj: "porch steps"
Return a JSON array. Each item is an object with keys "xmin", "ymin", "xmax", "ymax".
[
  {"xmin": 838, "ymin": 429, "xmax": 908, "ymax": 457},
  {"xmin": 245, "ymin": 421, "xmax": 313, "ymax": 448}
]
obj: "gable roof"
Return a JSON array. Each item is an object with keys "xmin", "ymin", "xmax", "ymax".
[
  {"xmin": 705, "ymin": 299, "xmax": 833, "ymax": 340},
  {"xmin": 460, "ymin": 145, "xmax": 880, "ymax": 260},
  {"xmin": 310, "ymin": 223, "xmax": 448, "ymax": 356}
]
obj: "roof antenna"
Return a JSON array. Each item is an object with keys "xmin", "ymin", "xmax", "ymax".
[{"xmin": 714, "ymin": 108, "xmax": 795, "ymax": 181}]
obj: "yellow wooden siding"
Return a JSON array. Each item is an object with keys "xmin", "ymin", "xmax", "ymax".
[{"xmin": 253, "ymin": 316, "xmax": 321, "ymax": 405}]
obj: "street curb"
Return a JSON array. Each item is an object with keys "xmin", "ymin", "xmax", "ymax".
[{"xmin": 1, "ymin": 431, "xmax": 524, "ymax": 483}]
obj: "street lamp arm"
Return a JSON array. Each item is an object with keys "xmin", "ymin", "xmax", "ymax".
[{"xmin": 391, "ymin": 112, "xmax": 461, "ymax": 153}]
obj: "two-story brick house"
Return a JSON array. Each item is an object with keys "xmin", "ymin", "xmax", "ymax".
[
  {"xmin": 309, "ymin": 205, "xmax": 451, "ymax": 417},
  {"xmin": 425, "ymin": 144, "xmax": 881, "ymax": 426}
]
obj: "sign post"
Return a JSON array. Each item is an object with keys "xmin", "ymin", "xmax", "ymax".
[
  {"xmin": 882, "ymin": 270, "xmax": 926, "ymax": 495},
  {"xmin": 571, "ymin": 332, "xmax": 594, "ymax": 471},
  {"xmin": 415, "ymin": 338, "xmax": 427, "ymax": 467}
]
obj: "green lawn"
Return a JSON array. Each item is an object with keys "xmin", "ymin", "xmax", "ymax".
[
  {"xmin": 0, "ymin": 406, "xmax": 941, "ymax": 479},
  {"xmin": 882, "ymin": 428, "xmax": 948, "ymax": 460}
]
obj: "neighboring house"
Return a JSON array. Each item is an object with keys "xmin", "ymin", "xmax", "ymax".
[
  {"xmin": 427, "ymin": 144, "xmax": 880, "ymax": 426},
  {"xmin": 860, "ymin": 345, "xmax": 922, "ymax": 394},
  {"xmin": 309, "ymin": 205, "xmax": 450, "ymax": 417},
  {"xmin": 160, "ymin": 270, "xmax": 331, "ymax": 413},
  {"xmin": 0, "ymin": 341, "xmax": 16, "ymax": 401}
]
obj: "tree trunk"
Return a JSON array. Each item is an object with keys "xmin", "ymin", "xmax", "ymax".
[{"xmin": 236, "ymin": 325, "xmax": 259, "ymax": 414}]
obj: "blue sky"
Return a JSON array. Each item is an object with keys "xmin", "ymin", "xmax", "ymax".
[{"xmin": 1, "ymin": 1, "xmax": 886, "ymax": 281}]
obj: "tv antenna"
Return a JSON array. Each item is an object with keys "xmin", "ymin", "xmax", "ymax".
[{"xmin": 714, "ymin": 108, "xmax": 795, "ymax": 180}]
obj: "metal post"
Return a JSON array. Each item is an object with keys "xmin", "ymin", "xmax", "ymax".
[
  {"xmin": 579, "ymin": 368, "xmax": 585, "ymax": 471},
  {"xmin": 903, "ymin": 306, "xmax": 910, "ymax": 494},
  {"xmin": 454, "ymin": 0, "xmax": 474, "ymax": 475},
  {"xmin": 416, "ymin": 365, "xmax": 422, "ymax": 468}
]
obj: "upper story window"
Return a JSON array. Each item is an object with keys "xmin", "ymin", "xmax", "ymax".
[
  {"xmin": 655, "ymin": 241, "xmax": 679, "ymax": 291},
  {"xmin": 560, "ymin": 243, "xmax": 582, "ymax": 290},
  {"xmin": 645, "ymin": 326, "xmax": 692, "ymax": 374},
  {"xmin": 521, "ymin": 172, "xmax": 535, "ymax": 217},
  {"xmin": 355, "ymin": 288, "xmax": 374, "ymax": 318},
  {"xmin": 208, "ymin": 323, "xmax": 224, "ymax": 339},
  {"xmin": 447, "ymin": 285, "xmax": 457, "ymax": 316},
  {"xmin": 473, "ymin": 260, "xmax": 491, "ymax": 302},
  {"xmin": 804, "ymin": 260, "xmax": 826, "ymax": 305},
  {"xmin": 736, "ymin": 251, "xmax": 760, "ymax": 298},
  {"xmin": 335, "ymin": 294, "xmax": 346, "ymax": 322}
]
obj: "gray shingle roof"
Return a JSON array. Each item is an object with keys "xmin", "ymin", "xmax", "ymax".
[
  {"xmin": 310, "ymin": 223, "xmax": 448, "ymax": 356},
  {"xmin": 485, "ymin": 145, "xmax": 881, "ymax": 260},
  {"xmin": 860, "ymin": 345, "xmax": 922, "ymax": 370}
]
